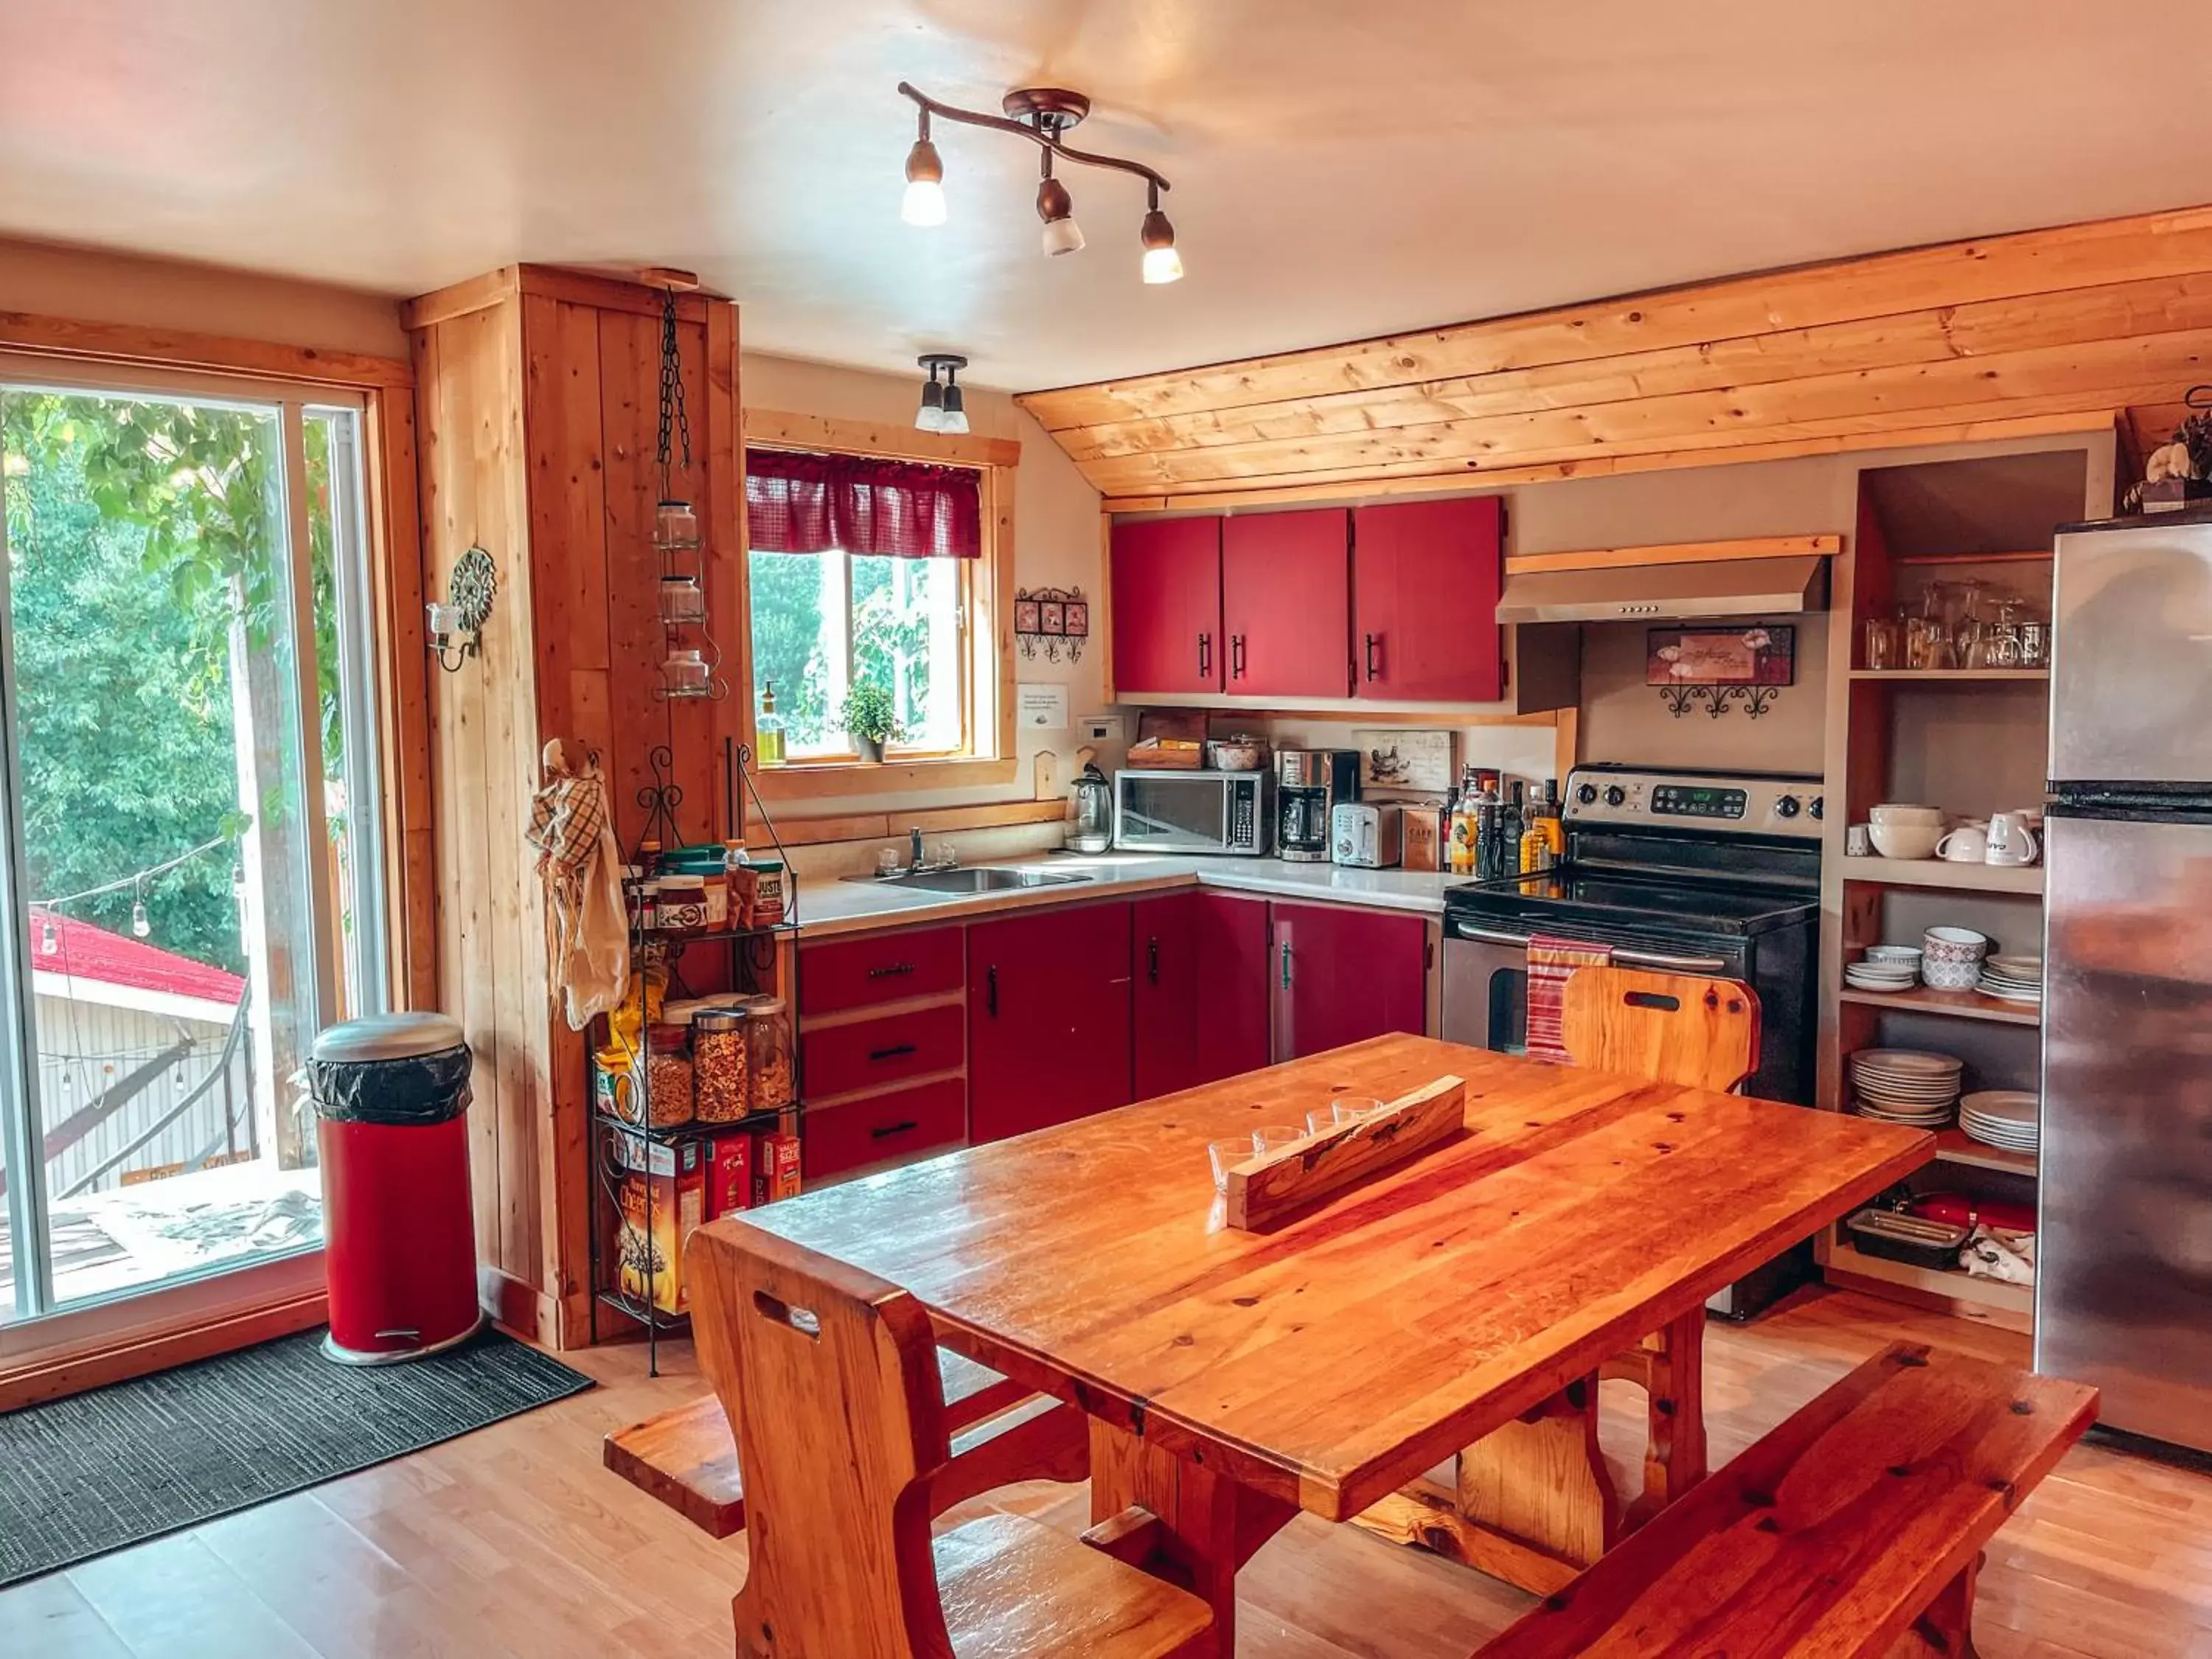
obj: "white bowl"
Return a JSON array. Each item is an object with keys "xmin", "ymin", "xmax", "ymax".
[
  {"xmin": 1870, "ymin": 804, "xmax": 1944, "ymax": 826},
  {"xmin": 1865, "ymin": 945, "xmax": 1923, "ymax": 961},
  {"xmin": 1870, "ymin": 822, "xmax": 1943, "ymax": 860}
]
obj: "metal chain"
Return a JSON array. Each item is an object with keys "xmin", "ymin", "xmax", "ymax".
[{"xmin": 656, "ymin": 286, "xmax": 692, "ymax": 484}]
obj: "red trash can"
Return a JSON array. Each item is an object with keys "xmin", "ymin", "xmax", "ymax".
[{"xmin": 310, "ymin": 1012, "xmax": 482, "ymax": 1366}]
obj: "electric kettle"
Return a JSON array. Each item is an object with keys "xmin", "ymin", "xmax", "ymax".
[{"xmin": 1069, "ymin": 762, "xmax": 1113, "ymax": 853}]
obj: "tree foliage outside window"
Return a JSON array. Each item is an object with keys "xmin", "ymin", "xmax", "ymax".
[
  {"xmin": 747, "ymin": 548, "xmax": 961, "ymax": 758},
  {"xmin": 0, "ymin": 389, "xmax": 347, "ymax": 971}
]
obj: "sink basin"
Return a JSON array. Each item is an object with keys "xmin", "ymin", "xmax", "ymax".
[{"xmin": 846, "ymin": 866, "xmax": 1095, "ymax": 894}]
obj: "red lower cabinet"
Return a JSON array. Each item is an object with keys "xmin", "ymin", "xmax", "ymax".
[
  {"xmin": 1133, "ymin": 892, "xmax": 1201, "ymax": 1099},
  {"xmin": 803, "ymin": 1079, "xmax": 967, "ymax": 1183},
  {"xmin": 968, "ymin": 902, "xmax": 1135, "ymax": 1143},
  {"xmin": 1269, "ymin": 901, "xmax": 1429, "ymax": 1060},
  {"xmin": 1194, "ymin": 891, "xmax": 1272, "ymax": 1082}
]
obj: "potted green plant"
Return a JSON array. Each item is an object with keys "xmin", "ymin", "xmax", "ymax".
[{"xmin": 841, "ymin": 683, "xmax": 902, "ymax": 763}]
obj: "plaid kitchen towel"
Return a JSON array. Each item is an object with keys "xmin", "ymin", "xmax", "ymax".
[{"xmin": 1524, "ymin": 934, "xmax": 1613, "ymax": 1064}]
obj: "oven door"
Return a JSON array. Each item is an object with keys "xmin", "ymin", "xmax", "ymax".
[{"xmin": 1439, "ymin": 919, "xmax": 1737, "ymax": 1056}]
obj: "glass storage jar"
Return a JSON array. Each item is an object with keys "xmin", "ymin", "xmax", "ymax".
[
  {"xmin": 658, "ymin": 574, "xmax": 707, "ymax": 626},
  {"xmin": 748, "ymin": 998, "xmax": 795, "ymax": 1111},
  {"xmin": 655, "ymin": 498, "xmax": 700, "ymax": 549},
  {"xmin": 692, "ymin": 1009, "xmax": 752, "ymax": 1123}
]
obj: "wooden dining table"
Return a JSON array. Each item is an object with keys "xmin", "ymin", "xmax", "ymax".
[{"xmin": 726, "ymin": 1033, "xmax": 1934, "ymax": 1650}]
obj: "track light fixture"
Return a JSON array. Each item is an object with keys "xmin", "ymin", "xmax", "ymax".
[
  {"xmin": 917, "ymin": 354, "xmax": 970, "ymax": 435},
  {"xmin": 895, "ymin": 82, "xmax": 1183, "ymax": 284}
]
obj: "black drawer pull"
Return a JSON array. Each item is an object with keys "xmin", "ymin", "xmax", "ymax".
[
  {"xmin": 987, "ymin": 964, "xmax": 998, "ymax": 1017},
  {"xmin": 869, "ymin": 1043, "xmax": 919, "ymax": 1062},
  {"xmin": 869, "ymin": 1119, "xmax": 921, "ymax": 1140},
  {"xmin": 867, "ymin": 962, "xmax": 917, "ymax": 980}
]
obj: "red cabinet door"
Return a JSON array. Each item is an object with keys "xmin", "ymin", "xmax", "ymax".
[
  {"xmin": 1352, "ymin": 496, "xmax": 1505, "ymax": 702},
  {"xmin": 1132, "ymin": 892, "xmax": 1200, "ymax": 1101},
  {"xmin": 1194, "ymin": 891, "xmax": 1272, "ymax": 1082},
  {"xmin": 1110, "ymin": 516, "xmax": 1223, "ymax": 694},
  {"xmin": 968, "ymin": 902, "xmax": 1134, "ymax": 1143},
  {"xmin": 1270, "ymin": 901, "xmax": 1428, "ymax": 1060},
  {"xmin": 1222, "ymin": 509, "xmax": 1351, "ymax": 698}
]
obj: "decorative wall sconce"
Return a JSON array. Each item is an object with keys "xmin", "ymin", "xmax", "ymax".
[
  {"xmin": 1014, "ymin": 586, "xmax": 1090, "ymax": 663},
  {"xmin": 895, "ymin": 83, "xmax": 1183, "ymax": 284},
  {"xmin": 428, "ymin": 545, "xmax": 497, "ymax": 672}
]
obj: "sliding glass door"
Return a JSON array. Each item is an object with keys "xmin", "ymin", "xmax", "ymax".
[{"xmin": 0, "ymin": 363, "xmax": 384, "ymax": 1326}]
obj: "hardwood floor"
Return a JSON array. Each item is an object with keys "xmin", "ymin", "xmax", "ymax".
[{"xmin": 5, "ymin": 1287, "xmax": 2208, "ymax": 1658}]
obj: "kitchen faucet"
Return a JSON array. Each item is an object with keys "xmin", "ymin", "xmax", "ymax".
[{"xmin": 910, "ymin": 826, "xmax": 926, "ymax": 872}]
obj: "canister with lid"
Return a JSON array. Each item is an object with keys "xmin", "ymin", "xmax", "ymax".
[
  {"xmin": 748, "ymin": 998, "xmax": 795, "ymax": 1110},
  {"xmin": 692, "ymin": 1008, "xmax": 752, "ymax": 1122}
]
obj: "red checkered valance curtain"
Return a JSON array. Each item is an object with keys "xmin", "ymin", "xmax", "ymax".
[{"xmin": 745, "ymin": 448, "xmax": 982, "ymax": 559}]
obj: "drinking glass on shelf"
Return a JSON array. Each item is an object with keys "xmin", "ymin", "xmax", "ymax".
[
  {"xmin": 2017, "ymin": 619, "xmax": 2053, "ymax": 669},
  {"xmin": 1861, "ymin": 616, "xmax": 1902, "ymax": 671},
  {"xmin": 1253, "ymin": 1124, "xmax": 1307, "ymax": 1155}
]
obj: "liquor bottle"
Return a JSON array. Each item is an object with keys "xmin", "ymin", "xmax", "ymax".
[
  {"xmin": 756, "ymin": 681, "xmax": 787, "ymax": 767},
  {"xmin": 1520, "ymin": 777, "xmax": 1565, "ymax": 872},
  {"xmin": 1471, "ymin": 777, "xmax": 1503, "ymax": 880},
  {"xmin": 1498, "ymin": 780, "xmax": 1527, "ymax": 879},
  {"xmin": 1447, "ymin": 768, "xmax": 1481, "ymax": 875}
]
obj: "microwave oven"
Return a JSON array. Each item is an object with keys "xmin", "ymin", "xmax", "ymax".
[{"xmin": 1112, "ymin": 769, "xmax": 1274, "ymax": 857}]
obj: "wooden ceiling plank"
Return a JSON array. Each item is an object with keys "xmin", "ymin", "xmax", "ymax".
[
  {"xmin": 1074, "ymin": 330, "xmax": 2212, "ymax": 493},
  {"xmin": 1018, "ymin": 204, "xmax": 2212, "ymax": 431},
  {"xmin": 1051, "ymin": 269, "xmax": 2212, "ymax": 465}
]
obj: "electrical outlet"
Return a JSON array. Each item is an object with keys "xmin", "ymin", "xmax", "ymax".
[{"xmin": 1079, "ymin": 714, "xmax": 1124, "ymax": 744}]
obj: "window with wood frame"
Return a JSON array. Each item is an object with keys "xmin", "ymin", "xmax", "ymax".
[{"xmin": 744, "ymin": 445, "xmax": 995, "ymax": 765}]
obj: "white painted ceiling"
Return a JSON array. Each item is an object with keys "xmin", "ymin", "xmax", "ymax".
[{"xmin": 4, "ymin": 1, "xmax": 2210, "ymax": 392}]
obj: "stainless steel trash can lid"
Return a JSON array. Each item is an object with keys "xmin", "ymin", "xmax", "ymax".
[{"xmin": 312, "ymin": 1012, "xmax": 466, "ymax": 1063}]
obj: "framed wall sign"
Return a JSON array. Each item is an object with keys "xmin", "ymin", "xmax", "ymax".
[
  {"xmin": 1015, "ymin": 585, "xmax": 1088, "ymax": 662},
  {"xmin": 1354, "ymin": 728, "xmax": 1456, "ymax": 795},
  {"xmin": 1646, "ymin": 625, "xmax": 1795, "ymax": 718}
]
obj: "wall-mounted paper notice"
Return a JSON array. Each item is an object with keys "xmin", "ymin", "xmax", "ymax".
[{"xmin": 1017, "ymin": 683, "xmax": 1070, "ymax": 729}]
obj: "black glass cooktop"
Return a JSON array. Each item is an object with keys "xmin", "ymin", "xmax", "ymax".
[{"xmin": 1447, "ymin": 866, "xmax": 1818, "ymax": 938}]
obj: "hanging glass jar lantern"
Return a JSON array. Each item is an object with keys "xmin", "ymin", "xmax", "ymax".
[
  {"xmin": 658, "ymin": 572, "xmax": 707, "ymax": 626},
  {"xmin": 654, "ymin": 498, "xmax": 700, "ymax": 551},
  {"xmin": 661, "ymin": 647, "xmax": 712, "ymax": 699}
]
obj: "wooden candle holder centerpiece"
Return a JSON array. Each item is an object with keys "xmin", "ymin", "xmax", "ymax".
[{"xmin": 1223, "ymin": 1076, "xmax": 1466, "ymax": 1231}]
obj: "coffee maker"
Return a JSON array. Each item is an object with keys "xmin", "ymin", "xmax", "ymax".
[{"xmin": 1276, "ymin": 750, "xmax": 1360, "ymax": 862}]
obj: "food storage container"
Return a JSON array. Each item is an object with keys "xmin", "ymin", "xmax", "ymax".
[
  {"xmin": 593, "ymin": 1043, "xmax": 638, "ymax": 1123},
  {"xmin": 1204, "ymin": 734, "xmax": 1270, "ymax": 771},
  {"xmin": 658, "ymin": 573, "xmax": 707, "ymax": 626},
  {"xmin": 692, "ymin": 1009, "xmax": 752, "ymax": 1123},
  {"xmin": 748, "ymin": 998, "xmax": 795, "ymax": 1110},
  {"xmin": 749, "ymin": 858, "xmax": 787, "ymax": 927},
  {"xmin": 642, "ymin": 1050, "xmax": 695, "ymax": 1127},
  {"xmin": 1845, "ymin": 1207, "xmax": 1969, "ymax": 1270},
  {"xmin": 655, "ymin": 498, "xmax": 700, "ymax": 549},
  {"xmin": 657, "ymin": 874, "xmax": 709, "ymax": 933}
]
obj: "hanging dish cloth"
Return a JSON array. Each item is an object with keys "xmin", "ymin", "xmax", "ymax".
[
  {"xmin": 526, "ymin": 739, "xmax": 630, "ymax": 1031},
  {"xmin": 1524, "ymin": 934, "xmax": 1613, "ymax": 1065}
]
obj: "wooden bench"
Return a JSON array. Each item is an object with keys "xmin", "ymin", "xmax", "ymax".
[
  {"xmin": 1475, "ymin": 1341, "xmax": 2097, "ymax": 1658},
  {"xmin": 602, "ymin": 1346, "xmax": 1045, "ymax": 1537}
]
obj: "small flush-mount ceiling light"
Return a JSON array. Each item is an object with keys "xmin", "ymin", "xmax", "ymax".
[
  {"xmin": 902, "ymin": 107, "xmax": 947, "ymax": 226},
  {"xmin": 917, "ymin": 353, "xmax": 970, "ymax": 435},
  {"xmin": 1140, "ymin": 181, "xmax": 1183, "ymax": 285},
  {"xmin": 894, "ymin": 81, "xmax": 1181, "ymax": 285}
]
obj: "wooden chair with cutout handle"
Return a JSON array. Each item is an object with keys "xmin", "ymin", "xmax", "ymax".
[
  {"xmin": 1565, "ymin": 964, "xmax": 1761, "ymax": 1528},
  {"xmin": 687, "ymin": 1217, "xmax": 1217, "ymax": 1659}
]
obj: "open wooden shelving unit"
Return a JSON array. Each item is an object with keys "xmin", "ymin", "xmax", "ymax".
[{"xmin": 1815, "ymin": 439, "xmax": 2114, "ymax": 1336}]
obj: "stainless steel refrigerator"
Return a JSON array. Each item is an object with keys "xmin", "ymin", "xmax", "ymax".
[{"xmin": 2042, "ymin": 508, "xmax": 2212, "ymax": 1452}]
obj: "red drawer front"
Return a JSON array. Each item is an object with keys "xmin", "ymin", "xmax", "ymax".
[
  {"xmin": 803, "ymin": 1079, "xmax": 967, "ymax": 1182},
  {"xmin": 802, "ymin": 1003, "xmax": 965, "ymax": 1101},
  {"xmin": 799, "ymin": 925, "xmax": 964, "ymax": 1016}
]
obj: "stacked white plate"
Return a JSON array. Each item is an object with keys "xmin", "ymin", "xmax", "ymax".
[
  {"xmin": 1978, "ymin": 954, "xmax": 2044, "ymax": 1006},
  {"xmin": 1961, "ymin": 1089, "xmax": 2039, "ymax": 1153},
  {"xmin": 1850, "ymin": 1048, "xmax": 1965, "ymax": 1127},
  {"xmin": 1845, "ymin": 956, "xmax": 1919, "ymax": 993}
]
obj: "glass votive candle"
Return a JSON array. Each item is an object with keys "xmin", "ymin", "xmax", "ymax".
[
  {"xmin": 1208, "ymin": 1136, "xmax": 1259, "ymax": 1191},
  {"xmin": 1253, "ymin": 1124, "xmax": 1307, "ymax": 1156}
]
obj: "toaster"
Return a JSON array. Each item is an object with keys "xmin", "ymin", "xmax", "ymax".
[{"xmin": 1331, "ymin": 802, "xmax": 1402, "ymax": 869}]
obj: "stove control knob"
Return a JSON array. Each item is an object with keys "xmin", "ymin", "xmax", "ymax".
[
  {"xmin": 1775, "ymin": 794, "xmax": 1801, "ymax": 819},
  {"xmin": 1602, "ymin": 785, "xmax": 1627, "ymax": 807},
  {"xmin": 1575, "ymin": 783, "xmax": 1599, "ymax": 806},
  {"xmin": 1809, "ymin": 795, "xmax": 1825, "ymax": 821}
]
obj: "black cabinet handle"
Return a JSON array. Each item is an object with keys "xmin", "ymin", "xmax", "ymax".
[
  {"xmin": 1197, "ymin": 633, "xmax": 1211, "ymax": 677},
  {"xmin": 867, "ymin": 962, "xmax": 917, "ymax": 980},
  {"xmin": 1231, "ymin": 634, "xmax": 1246, "ymax": 680},
  {"xmin": 869, "ymin": 1119, "xmax": 920, "ymax": 1140},
  {"xmin": 869, "ymin": 1043, "xmax": 919, "ymax": 1062},
  {"xmin": 986, "ymin": 964, "xmax": 998, "ymax": 1017},
  {"xmin": 1363, "ymin": 632, "xmax": 1381, "ymax": 680},
  {"xmin": 1147, "ymin": 936, "xmax": 1160, "ymax": 984}
]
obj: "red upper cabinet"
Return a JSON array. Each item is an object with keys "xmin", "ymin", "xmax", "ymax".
[
  {"xmin": 1222, "ymin": 509, "xmax": 1351, "ymax": 698},
  {"xmin": 1270, "ymin": 902, "xmax": 1429, "ymax": 1060},
  {"xmin": 1110, "ymin": 516, "xmax": 1222, "ymax": 695},
  {"xmin": 1352, "ymin": 495, "xmax": 1506, "ymax": 703},
  {"xmin": 968, "ymin": 902, "xmax": 1135, "ymax": 1144}
]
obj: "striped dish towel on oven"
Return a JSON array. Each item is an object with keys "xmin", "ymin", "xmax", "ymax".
[{"xmin": 1525, "ymin": 934, "xmax": 1613, "ymax": 1064}]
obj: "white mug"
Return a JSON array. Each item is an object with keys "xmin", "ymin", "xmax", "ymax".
[
  {"xmin": 1846, "ymin": 824, "xmax": 1873, "ymax": 857},
  {"xmin": 1986, "ymin": 812, "xmax": 2040, "ymax": 866},
  {"xmin": 1936, "ymin": 822, "xmax": 1989, "ymax": 863}
]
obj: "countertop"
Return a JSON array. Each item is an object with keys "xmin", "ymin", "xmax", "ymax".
[{"xmin": 790, "ymin": 852, "xmax": 1467, "ymax": 937}]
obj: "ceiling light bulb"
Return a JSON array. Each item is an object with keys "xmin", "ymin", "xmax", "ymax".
[
  {"xmin": 1035, "ymin": 173, "xmax": 1083, "ymax": 257},
  {"xmin": 132, "ymin": 897, "xmax": 150, "ymax": 938},
  {"xmin": 901, "ymin": 137, "xmax": 947, "ymax": 226},
  {"xmin": 1140, "ymin": 205, "xmax": 1183, "ymax": 285},
  {"xmin": 915, "ymin": 373, "xmax": 946, "ymax": 431},
  {"xmin": 40, "ymin": 917, "xmax": 57, "ymax": 956},
  {"xmin": 939, "ymin": 381, "xmax": 970, "ymax": 436},
  {"xmin": 1041, "ymin": 216, "xmax": 1086, "ymax": 257}
]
